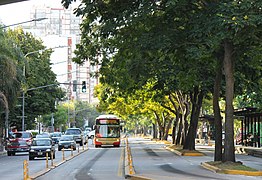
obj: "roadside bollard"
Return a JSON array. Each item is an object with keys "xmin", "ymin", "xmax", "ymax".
[
  {"xmin": 71, "ymin": 146, "xmax": 73, "ymax": 156},
  {"xmin": 51, "ymin": 151, "xmax": 54, "ymax": 166},
  {"xmin": 23, "ymin": 160, "xmax": 29, "ymax": 180},
  {"xmin": 82, "ymin": 143, "xmax": 84, "ymax": 150},
  {"xmin": 46, "ymin": 152, "xmax": 49, "ymax": 168},
  {"xmin": 62, "ymin": 148, "xmax": 65, "ymax": 161}
]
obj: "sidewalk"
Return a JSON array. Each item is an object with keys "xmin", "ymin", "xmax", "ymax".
[
  {"xmin": 0, "ymin": 150, "xmax": 6, "ymax": 156},
  {"xmin": 167, "ymin": 143, "xmax": 262, "ymax": 176}
]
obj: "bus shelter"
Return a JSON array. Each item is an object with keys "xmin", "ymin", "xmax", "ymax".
[{"xmin": 234, "ymin": 107, "xmax": 262, "ymax": 147}]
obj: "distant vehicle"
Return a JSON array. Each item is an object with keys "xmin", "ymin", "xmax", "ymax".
[
  {"xmin": 83, "ymin": 130, "xmax": 90, "ymax": 143},
  {"xmin": 50, "ymin": 132, "xmax": 62, "ymax": 144},
  {"xmin": 88, "ymin": 130, "xmax": 95, "ymax": 139},
  {"xmin": 85, "ymin": 127, "xmax": 92, "ymax": 132},
  {"xmin": 36, "ymin": 132, "xmax": 51, "ymax": 139},
  {"xmin": 65, "ymin": 128, "xmax": 85, "ymax": 146},
  {"xmin": 58, "ymin": 135, "xmax": 77, "ymax": 151},
  {"xmin": 29, "ymin": 138, "xmax": 55, "ymax": 160},
  {"xmin": 94, "ymin": 115, "xmax": 121, "ymax": 148},
  {"xmin": 6, "ymin": 132, "xmax": 33, "ymax": 156}
]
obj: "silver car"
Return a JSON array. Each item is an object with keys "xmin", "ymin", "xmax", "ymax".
[
  {"xmin": 65, "ymin": 128, "xmax": 85, "ymax": 146},
  {"xmin": 58, "ymin": 135, "xmax": 77, "ymax": 151}
]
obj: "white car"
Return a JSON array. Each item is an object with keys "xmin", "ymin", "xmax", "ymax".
[{"xmin": 88, "ymin": 130, "xmax": 95, "ymax": 139}]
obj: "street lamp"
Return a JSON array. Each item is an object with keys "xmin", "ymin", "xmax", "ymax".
[
  {"xmin": 0, "ymin": 18, "xmax": 47, "ymax": 29},
  {"xmin": 21, "ymin": 45, "xmax": 68, "ymax": 131}
]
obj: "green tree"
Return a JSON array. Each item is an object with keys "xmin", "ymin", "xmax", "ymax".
[
  {"xmin": 62, "ymin": 0, "xmax": 262, "ymax": 163},
  {"xmin": 7, "ymin": 28, "xmax": 65, "ymax": 130},
  {"xmin": 0, "ymin": 28, "xmax": 23, "ymax": 149}
]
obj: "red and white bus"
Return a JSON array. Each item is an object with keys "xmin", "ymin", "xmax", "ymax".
[{"xmin": 94, "ymin": 115, "xmax": 121, "ymax": 148}]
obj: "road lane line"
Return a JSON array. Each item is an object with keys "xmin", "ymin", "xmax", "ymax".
[{"xmin": 118, "ymin": 147, "xmax": 124, "ymax": 177}]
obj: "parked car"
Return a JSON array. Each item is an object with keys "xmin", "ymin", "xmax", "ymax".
[
  {"xmin": 58, "ymin": 135, "xmax": 77, "ymax": 151},
  {"xmin": 88, "ymin": 130, "xmax": 95, "ymax": 139},
  {"xmin": 6, "ymin": 131, "xmax": 33, "ymax": 156},
  {"xmin": 29, "ymin": 138, "xmax": 55, "ymax": 160},
  {"xmin": 65, "ymin": 128, "xmax": 85, "ymax": 146},
  {"xmin": 50, "ymin": 132, "xmax": 62, "ymax": 144}
]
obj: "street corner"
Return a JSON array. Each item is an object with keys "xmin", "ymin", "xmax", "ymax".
[
  {"xmin": 166, "ymin": 145, "xmax": 205, "ymax": 156},
  {"xmin": 201, "ymin": 161, "xmax": 262, "ymax": 176}
]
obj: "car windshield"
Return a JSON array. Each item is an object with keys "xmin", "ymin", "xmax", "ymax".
[
  {"xmin": 60, "ymin": 136, "xmax": 73, "ymax": 141},
  {"xmin": 96, "ymin": 126, "xmax": 120, "ymax": 138},
  {"xmin": 65, "ymin": 129, "xmax": 81, "ymax": 135},
  {"xmin": 32, "ymin": 140, "xmax": 51, "ymax": 146},
  {"xmin": 13, "ymin": 132, "xmax": 30, "ymax": 138}
]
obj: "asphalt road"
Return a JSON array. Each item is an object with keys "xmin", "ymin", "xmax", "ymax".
[
  {"xmin": 128, "ymin": 138, "xmax": 262, "ymax": 180},
  {"xmin": 1, "ymin": 137, "xmax": 262, "ymax": 180},
  {"xmin": 0, "ymin": 140, "xmax": 90, "ymax": 180},
  {"xmin": 35, "ymin": 144, "xmax": 125, "ymax": 180}
]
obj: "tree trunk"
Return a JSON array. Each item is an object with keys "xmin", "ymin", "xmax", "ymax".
[
  {"xmin": 152, "ymin": 123, "xmax": 157, "ymax": 139},
  {"xmin": 184, "ymin": 87, "xmax": 204, "ymax": 150},
  {"xmin": 172, "ymin": 113, "xmax": 179, "ymax": 144},
  {"xmin": 213, "ymin": 54, "xmax": 223, "ymax": 161},
  {"xmin": 176, "ymin": 114, "xmax": 183, "ymax": 145},
  {"xmin": 223, "ymin": 40, "xmax": 235, "ymax": 162}
]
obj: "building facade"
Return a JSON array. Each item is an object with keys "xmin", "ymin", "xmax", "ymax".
[{"xmin": 22, "ymin": 2, "xmax": 99, "ymax": 104}]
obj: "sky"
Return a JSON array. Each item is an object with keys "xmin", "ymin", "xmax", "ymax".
[
  {"xmin": 0, "ymin": 0, "xmax": 65, "ymax": 26},
  {"xmin": 0, "ymin": 0, "xmax": 78, "ymax": 84}
]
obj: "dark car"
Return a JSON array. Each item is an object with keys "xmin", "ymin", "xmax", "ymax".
[
  {"xmin": 65, "ymin": 128, "xmax": 84, "ymax": 146},
  {"xmin": 58, "ymin": 135, "xmax": 77, "ymax": 151},
  {"xmin": 50, "ymin": 132, "xmax": 62, "ymax": 144},
  {"xmin": 6, "ymin": 132, "xmax": 33, "ymax": 156},
  {"xmin": 29, "ymin": 138, "xmax": 55, "ymax": 160}
]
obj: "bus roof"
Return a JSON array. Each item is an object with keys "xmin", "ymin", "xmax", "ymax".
[{"xmin": 96, "ymin": 114, "xmax": 119, "ymax": 120}]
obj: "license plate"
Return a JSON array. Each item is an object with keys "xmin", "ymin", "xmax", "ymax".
[{"xmin": 38, "ymin": 152, "xmax": 43, "ymax": 155}]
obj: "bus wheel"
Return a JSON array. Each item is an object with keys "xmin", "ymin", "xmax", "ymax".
[{"xmin": 95, "ymin": 145, "xmax": 100, "ymax": 148}]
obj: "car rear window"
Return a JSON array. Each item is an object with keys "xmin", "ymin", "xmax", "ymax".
[
  {"xmin": 65, "ymin": 129, "xmax": 81, "ymax": 135},
  {"xmin": 32, "ymin": 140, "xmax": 51, "ymax": 146}
]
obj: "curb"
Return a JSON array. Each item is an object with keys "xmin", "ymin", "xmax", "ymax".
[
  {"xmin": 166, "ymin": 146, "xmax": 205, "ymax": 156},
  {"xmin": 201, "ymin": 162, "xmax": 262, "ymax": 176},
  {"xmin": 29, "ymin": 148, "xmax": 89, "ymax": 179},
  {"xmin": 125, "ymin": 174, "xmax": 152, "ymax": 180}
]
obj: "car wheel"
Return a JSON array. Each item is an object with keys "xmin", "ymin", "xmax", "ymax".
[
  {"xmin": 53, "ymin": 153, "xmax": 55, "ymax": 159},
  {"xmin": 29, "ymin": 156, "xmax": 34, "ymax": 160},
  {"xmin": 80, "ymin": 142, "xmax": 83, "ymax": 146},
  {"xmin": 7, "ymin": 151, "xmax": 12, "ymax": 156},
  {"xmin": 58, "ymin": 148, "xmax": 61, "ymax": 151}
]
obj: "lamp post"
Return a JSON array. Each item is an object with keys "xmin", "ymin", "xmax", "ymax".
[{"xmin": 21, "ymin": 45, "xmax": 68, "ymax": 131}]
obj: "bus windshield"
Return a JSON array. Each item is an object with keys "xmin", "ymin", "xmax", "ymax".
[{"xmin": 96, "ymin": 125, "xmax": 120, "ymax": 138}]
